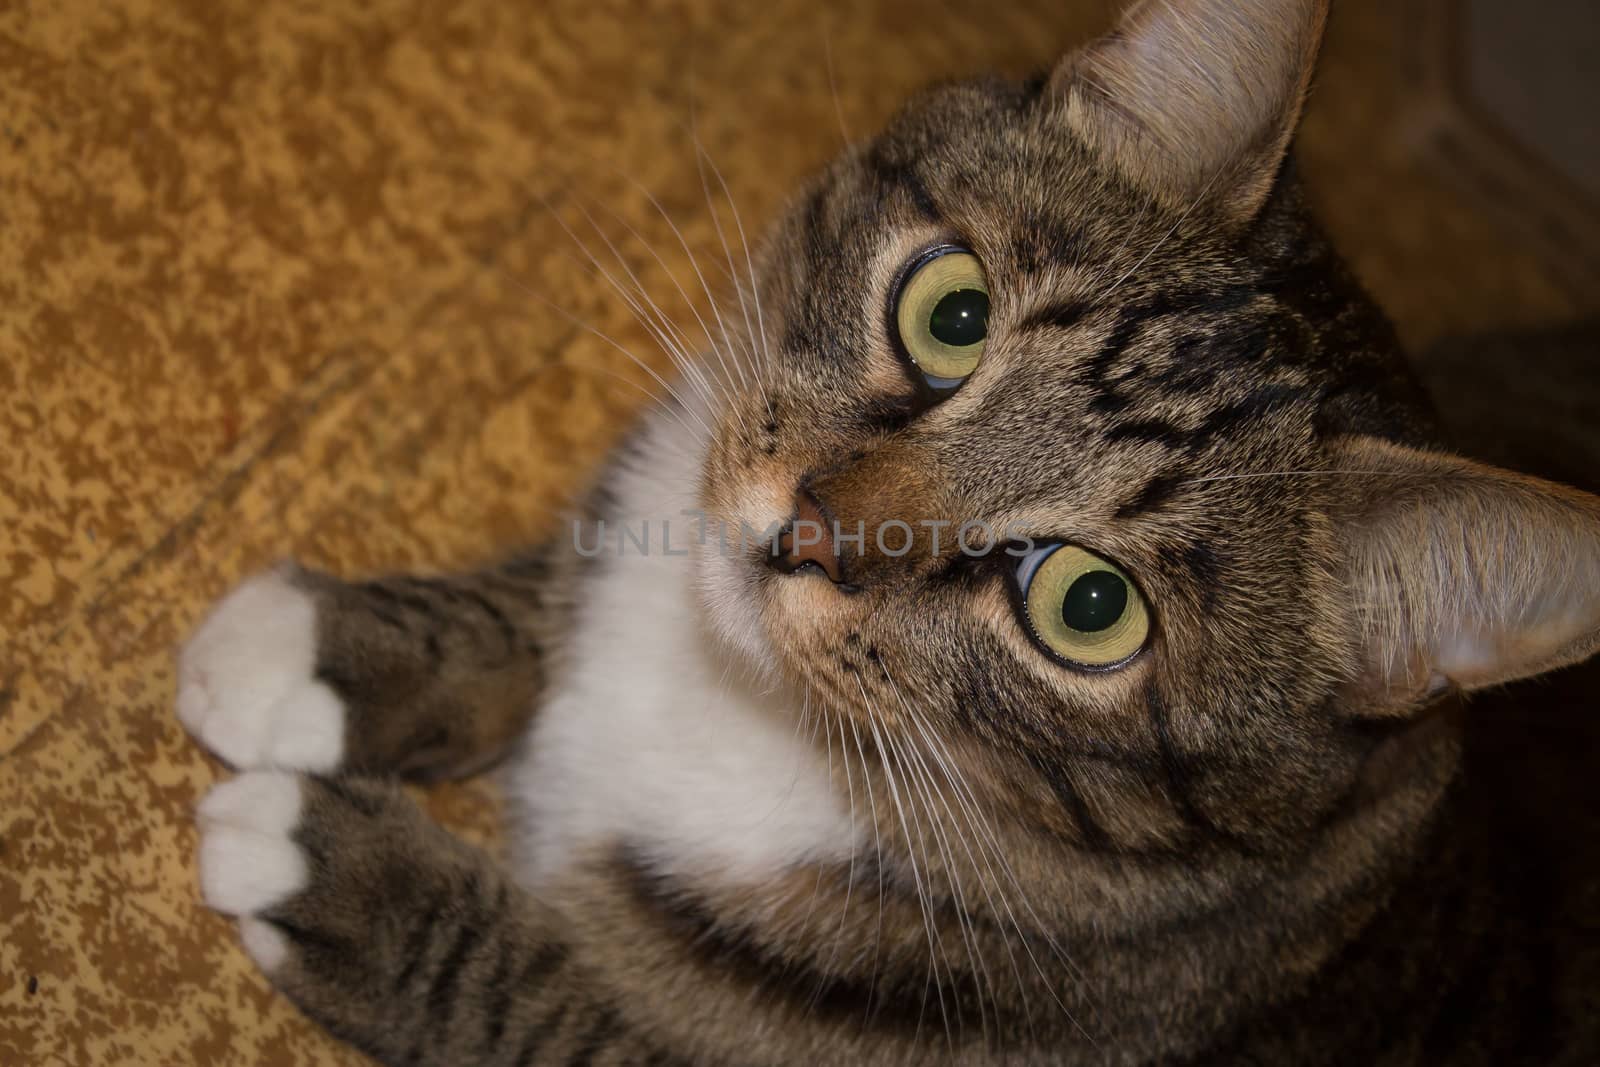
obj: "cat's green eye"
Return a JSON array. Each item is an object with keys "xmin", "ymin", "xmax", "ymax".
[
  {"xmin": 1016, "ymin": 543, "xmax": 1149, "ymax": 669},
  {"xmin": 893, "ymin": 249, "xmax": 989, "ymax": 388}
]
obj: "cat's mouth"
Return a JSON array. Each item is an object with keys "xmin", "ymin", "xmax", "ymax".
[
  {"xmin": 690, "ymin": 484, "xmax": 783, "ymax": 662},
  {"xmin": 692, "ymin": 490, "xmax": 864, "ymax": 679}
]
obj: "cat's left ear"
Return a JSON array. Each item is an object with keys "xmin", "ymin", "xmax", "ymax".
[
  {"xmin": 1052, "ymin": 0, "xmax": 1329, "ymax": 225},
  {"xmin": 1331, "ymin": 435, "xmax": 1600, "ymax": 709}
]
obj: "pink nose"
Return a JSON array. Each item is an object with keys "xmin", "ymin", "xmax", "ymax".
[{"xmin": 773, "ymin": 488, "xmax": 844, "ymax": 583}]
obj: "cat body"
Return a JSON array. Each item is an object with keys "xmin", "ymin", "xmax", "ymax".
[{"xmin": 176, "ymin": 0, "xmax": 1600, "ymax": 1063}]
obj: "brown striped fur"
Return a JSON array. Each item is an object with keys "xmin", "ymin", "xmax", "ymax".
[{"xmin": 182, "ymin": 1, "xmax": 1600, "ymax": 1063}]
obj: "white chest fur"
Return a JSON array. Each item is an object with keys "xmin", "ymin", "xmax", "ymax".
[{"xmin": 503, "ymin": 412, "xmax": 859, "ymax": 888}]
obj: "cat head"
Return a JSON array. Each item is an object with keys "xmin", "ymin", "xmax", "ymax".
[{"xmin": 693, "ymin": 0, "xmax": 1600, "ymax": 863}]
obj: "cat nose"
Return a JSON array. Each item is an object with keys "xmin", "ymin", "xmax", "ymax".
[{"xmin": 767, "ymin": 487, "xmax": 846, "ymax": 584}]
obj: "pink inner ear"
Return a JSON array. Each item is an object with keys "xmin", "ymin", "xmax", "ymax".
[
  {"xmin": 1336, "ymin": 436, "xmax": 1600, "ymax": 702},
  {"xmin": 1058, "ymin": 0, "xmax": 1328, "ymax": 221},
  {"xmin": 1432, "ymin": 598, "xmax": 1600, "ymax": 691},
  {"xmin": 1430, "ymin": 628, "xmax": 1504, "ymax": 691}
]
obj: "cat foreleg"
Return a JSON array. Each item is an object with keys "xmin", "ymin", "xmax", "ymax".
[
  {"xmin": 177, "ymin": 547, "xmax": 565, "ymax": 780},
  {"xmin": 197, "ymin": 771, "xmax": 654, "ymax": 1066}
]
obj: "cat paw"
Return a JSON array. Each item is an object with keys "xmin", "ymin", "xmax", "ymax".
[
  {"xmin": 196, "ymin": 771, "xmax": 308, "ymax": 973},
  {"xmin": 196, "ymin": 772, "xmax": 453, "ymax": 981},
  {"xmin": 177, "ymin": 566, "xmax": 346, "ymax": 772}
]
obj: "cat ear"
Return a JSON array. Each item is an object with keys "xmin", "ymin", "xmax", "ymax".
[
  {"xmin": 1330, "ymin": 435, "xmax": 1600, "ymax": 709},
  {"xmin": 1052, "ymin": 0, "xmax": 1329, "ymax": 224}
]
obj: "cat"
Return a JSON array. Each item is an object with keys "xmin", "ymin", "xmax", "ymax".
[{"xmin": 176, "ymin": 0, "xmax": 1600, "ymax": 1063}]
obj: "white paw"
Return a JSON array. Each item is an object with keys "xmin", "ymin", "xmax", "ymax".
[
  {"xmin": 197, "ymin": 771, "xmax": 307, "ymax": 972},
  {"xmin": 177, "ymin": 566, "xmax": 345, "ymax": 772}
]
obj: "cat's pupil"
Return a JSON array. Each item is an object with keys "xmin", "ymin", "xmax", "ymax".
[
  {"xmin": 928, "ymin": 288, "xmax": 988, "ymax": 347},
  {"xmin": 1062, "ymin": 571, "xmax": 1127, "ymax": 633}
]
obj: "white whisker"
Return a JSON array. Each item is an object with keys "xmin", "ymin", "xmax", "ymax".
[
  {"xmin": 866, "ymin": 683, "xmax": 1000, "ymax": 1043},
  {"xmin": 880, "ymin": 662, "xmax": 1100, "ymax": 1045},
  {"xmin": 688, "ymin": 117, "xmax": 777, "ymax": 422},
  {"xmin": 484, "ymin": 260, "xmax": 712, "ymax": 442},
  {"xmin": 612, "ymin": 175, "xmax": 761, "ymax": 402},
  {"xmin": 1098, "ymin": 165, "xmax": 1224, "ymax": 303},
  {"xmin": 862, "ymin": 710, "xmax": 959, "ymax": 1048},
  {"xmin": 563, "ymin": 198, "xmax": 730, "ymax": 423},
  {"xmin": 1177, "ymin": 468, "xmax": 1423, "ymax": 487}
]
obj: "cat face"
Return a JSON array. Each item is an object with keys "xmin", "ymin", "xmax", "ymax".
[
  {"xmin": 693, "ymin": 0, "xmax": 1600, "ymax": 863},
  {"xmin": 698, "ymin": 78, "xmax": 1370, "ymax": 855}
]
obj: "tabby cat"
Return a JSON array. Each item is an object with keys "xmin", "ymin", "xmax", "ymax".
[{"xmin": 177, "ymin": 0, "xmax": 1600, "ymax": 1063}]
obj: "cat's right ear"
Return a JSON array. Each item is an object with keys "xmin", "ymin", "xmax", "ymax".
[
  {"xmin": 1330, "ymin": 435, "xmax": 1600, "ymax": 712},
  {"xmin": 1050, "ymin": 0, "xmax": 1329, "ymax": 225}
]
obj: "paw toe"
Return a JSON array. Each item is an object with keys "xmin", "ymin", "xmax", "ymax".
[
  {"xmin": 264, "ymin": 680, "xmax": 345, "ymax": 772},
  {"xmin": 238, "ymin": 917, "xmax": 292, "ymax": 973},
  {"xmin": 177, "ymin": 567, "xmax": 345, "ymax": 772},
  {"xmin": 198, "ymin": 769, "xmax": 303, "ymax": 832},
  {"xmin": 175, "ymin": 670, "xmax": 212, "ymax": 733},
  {"xmin": 197, "ymin": 772, "xmax": 308, "ymax": 916},
  {"xmin": 199, "ymin": 827, "xmax": 307, "ymax": 916}
]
